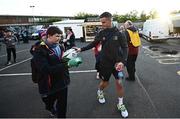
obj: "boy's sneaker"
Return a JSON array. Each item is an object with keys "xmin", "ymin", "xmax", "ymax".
[
  {"xmin": 117, "ymin": 104, "xmax": 128, "ymax": 118},
  {"xmin": 6, "ymin": 61, "xmax": 12, "ymax": 65},
  {"xmin": 97, "ymin": 90, "xmax": 105, "ymax": 104}
]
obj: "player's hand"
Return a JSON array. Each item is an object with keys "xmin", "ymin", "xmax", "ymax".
[{"xmin": 73, "ymin": 47, "xmax": 81, "ymax": 52}]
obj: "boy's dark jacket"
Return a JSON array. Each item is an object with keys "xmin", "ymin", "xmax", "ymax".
[{"xmin": 30, "ymin": 41, "xmax": 70, "ymax": 95}]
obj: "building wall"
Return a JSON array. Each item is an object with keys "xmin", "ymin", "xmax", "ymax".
[
  {"xmin": 0, "ymin": 15, "xmax": 73, "ymax": 26},
  {"xmin": 0, "ymin": 16, "xmax": 29, "ymax": 25}
]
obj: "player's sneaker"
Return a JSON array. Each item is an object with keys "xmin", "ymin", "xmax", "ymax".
[
  {"xmin": 97, "ymin": 90, "xmax": 105, "ymax": 104},
  {"xmin": 96, "ymin": 72, "xmax": 100, "ymax": 79},
  {"xmin": 117, "ymin": 104, "xmax": 128, "ymax": 118},
  {"xmin": 47, "ymin": 107, "xmax": 56, "ymax": 117}
]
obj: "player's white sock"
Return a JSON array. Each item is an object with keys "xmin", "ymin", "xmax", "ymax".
[{"xmin": 118, "ymin": 97, "xmax": 123, "ymax": 105}]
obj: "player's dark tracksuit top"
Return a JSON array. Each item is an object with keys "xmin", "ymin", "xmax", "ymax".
[{"xmin": 81, "ymin": 27, "xmax": 128, "ymax": 68}]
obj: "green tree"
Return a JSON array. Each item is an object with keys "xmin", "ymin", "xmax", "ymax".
[
  {"xmin": 149, "ymin": 10, "xmax": 158, "ymax": 19},
  {"xmin": 140, "ymin": 11, "xmax": 150, "ymax": 21},
  {"xmin": 113, "ymin": 10, "xmax": 139, "ymax": 23},
  {"xmin": 170, "ymin": 10, "xmax": 180, "ymax": 15},
  {"xmin": 128, "ymin": 10, "xmax": 139, "ymax": 21},
  {"xmin": 74, "ymin": 12, "xmax": 98, "ymax": 19}
]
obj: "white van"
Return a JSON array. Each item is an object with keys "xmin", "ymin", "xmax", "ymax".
[
  {"xmin": 142, "ymin": 19, "xmax": 173, "ymax": 41},
  {"xmin": 53, "ymin": 20, "xmax": 84, "ymax": 40}
]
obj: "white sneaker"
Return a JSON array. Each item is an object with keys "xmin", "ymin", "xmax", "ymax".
[
  {"xmin": 117, "ymin": 104, "xmax": 128, "ymax": 118},
  {"xmin": 97, "ymin": 90, "xmax": 105, "ymax": 104},
  {"xmin": 96, "ymin": 72, "xmax": 100, "ymax": 79},
  {"xmin": 7, "ymin": 61, "xmax": 12, "ymax": 65}
]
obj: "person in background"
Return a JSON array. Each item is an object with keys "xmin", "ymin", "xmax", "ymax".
[
  {"xmin": 119, "ymin": 25, "xmax": 126, "ymax": 33},
  {"xmin": 75, "ymin": 12, "xmax": 128, "ymax": 118},
  {"xmin": 30, "ymin": 26, "xmax": 70, "ymax": 118},
  {"xmin": 63, "ymin": 28, "xmax": 75, "ymax": 50},
  {"xmin": 0, "ymin": 28, "xmax": 5, "ymax": 51},
  {"xmin": 3, "ymin": 29, "xmax": 18, "ymax": 65},
  {"xmin": 92, "ymin": 26, "xmax": 102, "ymax": 79},
  {"xmin": 40, "ymin": 30, "xmax": 47, "ymax": 41},
  {"xmin": 124, "ymin": 20, "xmax": 141, "ymax": 81},
  {"xmin": 22, "ymin": 28, "xmax": 29, "ymax": 43},
  {"xmin": 30, "ymin": 30, "xmax": 47, "ymax": 53},
  {"xmin": 92, "ymin": 41, "xmax": 102, "ymax": 79}
]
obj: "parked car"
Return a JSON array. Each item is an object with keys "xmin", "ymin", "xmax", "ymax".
[
  {"xmin": 31, "ymin": 29, "xmax": 46, "ymax": 40},
  {"xmin": 138, "ymin": 28, "xmax": 143, "ymax": 37}
]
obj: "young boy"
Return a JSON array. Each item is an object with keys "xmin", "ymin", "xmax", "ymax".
[{"xmin": 30, "ymin": 26, "xmax": 70, "ymax": 118}]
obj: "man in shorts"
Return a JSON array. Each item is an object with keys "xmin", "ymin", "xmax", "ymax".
[{"xmin": 75, "ymin": 12, "xmax": 128, "ymax": 118}]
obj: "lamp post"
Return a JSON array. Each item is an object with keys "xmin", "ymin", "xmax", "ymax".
[{"xmin": 30, "ymin": 5, "xmax": 35, "ymax": 25}]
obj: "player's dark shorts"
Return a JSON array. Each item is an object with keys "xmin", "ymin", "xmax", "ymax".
[{"xmin": 99, "ymin": 66, "xmax": 119, "ymax": 81}]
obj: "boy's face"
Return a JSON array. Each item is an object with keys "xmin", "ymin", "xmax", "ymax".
[{"xmin": 48, "ymin": 33, "xmax": 62, "ymax": 44}]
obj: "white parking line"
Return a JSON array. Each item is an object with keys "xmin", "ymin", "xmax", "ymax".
[
  {"xmin": 70, "ymin": 70, "xmax": 97, "ymax": 73},
  {"xmin": 142, "ymin": 46, "xmax": 152, "ymax": 52},
  {"xmin": 135, "ymin": 73, "xmax": 159, "ymax": 117},
  {"xmin": 0, "ymin": 70, "xmax": 97, "ymax": 77},
  {"xmin": 0, "ymin": 73, "xmax": 31, "ymax": 77},
  {"xmin": 158, "ymin": 58, "xmax": 180, "ymax": 64},
  {"xmin": 142, "ymin": 46, "xmax": 180, "ymax": 64},
  {"xmin": 0, "ymin": 49, "xmax": 29, "ymax": 58},
  {"xmin": 0, "ymin": 68, "xmax": 160, "ymax": 117},
  {"xmin": 0, "ymin": 57, "xmax": 32, "ymax": 72}
]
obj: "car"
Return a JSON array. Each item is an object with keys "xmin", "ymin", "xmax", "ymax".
[
  {"xmin": 31, "ymin": 29, "xmax": 46, "ymax": 40},
  {"xmin": 138, "ymin": 28, "xmax": 143, "ymax": 37}
]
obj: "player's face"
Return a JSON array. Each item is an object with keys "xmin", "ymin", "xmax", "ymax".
[{"xmin": 100, "ymin": 17, "xmax": 112, "ymax": 29}]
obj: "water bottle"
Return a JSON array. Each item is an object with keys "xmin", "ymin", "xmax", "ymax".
[
  {"xmin": 115, "ymin": 62, "xmax": 124, "ymax": 79},
  {"xmin": 118, "ymin": 71, "xmax": 124, "ymax": 79}
]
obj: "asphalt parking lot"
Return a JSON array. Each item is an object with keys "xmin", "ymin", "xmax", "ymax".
[{"xmin": 0, "ymin": 39, "xmax": 180, "ymax": 118}]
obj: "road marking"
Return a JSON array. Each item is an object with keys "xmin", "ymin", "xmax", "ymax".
[
  {"xmin": 158, "ymin": 58, "xmax": 180, "ymax": 64},
  {"xmin": 0, "ymin": 73, "xmax": 31, "ymax": 77},
  {"xmin": 0, "ymin": 70, "xmax": 97, "ymax": 77},
  {"xmin": 135, "ymin": 73, "xmax": 159, "ymax": 118},
  {"xmin": 70, "ymin": 70, "xmax": 97, "ymax": 73},
  {"xmin": 0, "ymin": 57, "xmax": 32, "ymax": 72},
  {"xmin": 177, "ymin": 71, "xmax": 180, "ymax": 76},
  {"xmin": 143, "ymin": 46, "xmax": 180, "ymax": 64},
  {"xmin": 0, "ymin": 49, "xmax": 29, "ymax": 58},
  {"xmin": 142, "ymin": 46, "xmax": 152, "ymax": 52}
]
